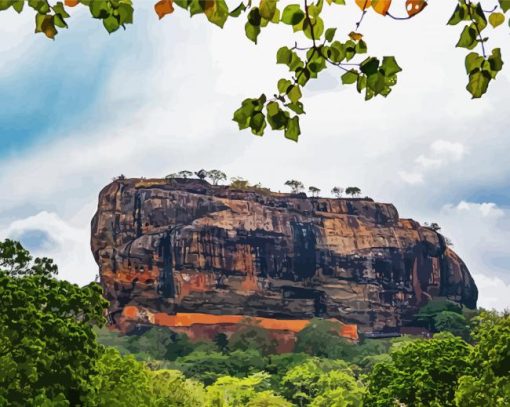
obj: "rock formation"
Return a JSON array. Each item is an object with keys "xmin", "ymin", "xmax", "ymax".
[{"xmin": 91, "ymin": 178, "xmax": 477, "ymax": 337}]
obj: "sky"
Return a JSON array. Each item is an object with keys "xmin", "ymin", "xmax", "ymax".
[{"xmin": 0, "ymin": 1, "xmax": 509, "ymax": 310}]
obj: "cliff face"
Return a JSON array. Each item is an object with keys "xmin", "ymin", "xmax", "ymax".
[{"xmin": 91, "ymin": 178, "xmax": 477, "ymax": 334}]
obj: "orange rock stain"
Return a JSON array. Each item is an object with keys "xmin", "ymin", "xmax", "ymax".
[{"xmin": 121, "ymin": 306, "xmax": 358, "ymax": 341}]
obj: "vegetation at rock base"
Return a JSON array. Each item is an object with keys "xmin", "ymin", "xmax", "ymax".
[
  {"xmin": 1, "ymin": 1, "xmax": 508, "ymax": 141},
  {"xmin": 2, "ymin": 238, "xmax": 510, "ymax": 406}
]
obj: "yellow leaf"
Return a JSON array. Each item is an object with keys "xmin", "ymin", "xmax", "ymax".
[
  {"xmin": 154, "ymin": 0, "xmax": 174, "ymax": 20},
  {"xmin": 372, "ymin": 0, "xmax": 391, "ymax": 15},
  {"xmin": 406, "ymin": 0, "xmax": 427, "ymax": 17},
  {"xmin": 349, "ymin": 31, "xmax": 363, "ymax": 41},
  {"xmin": 489, "ymin": 12, "xmax": 505, "ymax": 28},
  {"xmin": 355, "ymin": 0, "xmax": 372, "ymax": 11}
]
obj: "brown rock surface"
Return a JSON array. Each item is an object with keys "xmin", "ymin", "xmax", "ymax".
[{"xmin": 91, "ymin": 178, "xmax": 477, "ymax": 334}]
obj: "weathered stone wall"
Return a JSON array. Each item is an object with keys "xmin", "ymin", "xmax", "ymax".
[{"xmin": 91, "ymin": 178, "xmax": 477, "ymax": 333}]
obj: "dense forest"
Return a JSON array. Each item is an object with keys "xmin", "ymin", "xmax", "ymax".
[{"xmin": 1, "ymin": 238, "xmax": 509, "ymax": 406}]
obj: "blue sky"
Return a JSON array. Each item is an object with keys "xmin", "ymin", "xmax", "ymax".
[{"xmin": 0, "ymin": 2, "xmax": 509, "ymax": 309}]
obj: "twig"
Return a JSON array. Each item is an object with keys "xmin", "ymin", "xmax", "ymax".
[
  {"xmin": 355, "ymin": 1, "xmax": 370, "ymax": 31},
  {"xmin": 467, "ymin": 0, "xmax": 487, "ymax": 58}
]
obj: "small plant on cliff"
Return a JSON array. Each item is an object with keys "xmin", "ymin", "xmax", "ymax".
[
  {"xmin": 207, "ymin": 170, "xmax": 227, "ymax": 185},
  {"xmin": 195, "ymin": 169, "xmax": 208, "ymax": 180},
  {"xmin": 230, "ymin": 177, "xmax": 250, "ymax": 189},
  {"xmin": 430, "ymin": 222, "xmax": 441, "ymax": 231},
  {"xmin": 345, "ymin": 187, "xmax": 362, "ymax": 197},
  {"xmin": 285, "ymin": 180, "xmax": 305, "ymax": 194},
  {"xmin": 166, "ymin": 170, "xmax": 193, "ymax": 179},
  {"xmin": 308, "ymin": 186, "xmax": 321, "ymax": 198},
  {"xmin": 331, "ymin": 187, "xmax": 344, "ymax": 198}
]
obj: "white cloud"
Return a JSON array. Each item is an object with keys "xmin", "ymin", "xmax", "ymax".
[
  {"xmin": 0, "ymin": 211, "xmax": 95, "ymax": 286},
  {"xmin": 400, "ymin": 139, "xmax": 467, "ymax": 184},
  {"xmin": 437, "ymin": 201, "xmax": 510, "ymax": 310},
  {"xmin": 472, "ymin": 273, "xmax": 510, "ymax": 311},
  {"xmin": 399, "ymin": 171, "xmax": 424, "ymax": 185},
  {"xmin": 452, "ymin": 201, "xmax": 505, "ymax": 218},
  {"xmin": 415, "ymin": 155, "xmax": 442, "ymax": 169},
  {"xmin": 431, "ymin": 140, "xmax": 466, "ymax": 161}
]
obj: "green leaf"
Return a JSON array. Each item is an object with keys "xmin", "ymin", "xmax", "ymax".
[
  {"xmin": 286, "ymin": 101, "xmax": 305, "ymax": 114},
  {"xmin": 233, "ymin": 99, "xmax": 255, "ymax": 130},
  {"xmin": 345, "ymin": 40, "xmax": 356, "ymax": 61},
  {"xmin": 276, "ymin": 46, "xmax": 292, "ymax": 64},
  {"xmin": 259, "ymin": 0, "xmax": 277, "ymax": 20},
  {"xmin": 456, "ymin": 25, "xmax": 478, "ymax": 49},
  {"xmin": 28, "ymin": 0, "xmax": 50, "ymax": 14},
  {"xmin": 307, "ymin": 50, "xmax": 326, "ymax": 74},
  {"xmin": 0, "ymin": 1, "xmax": 11, "ymax": 11},
  {"xmin": 447, "ymin": 4, "xmax": 468, "ymax": 25},
  {"xmin": 52, "ymin": 2, "xmax": 70, "ymax": 18},
  {"xmin": 360, "ymin": 57, "xmax": 380, "ymax": 75},
  {"xmin": 295, "ymin": 67, "xmax": 311, "ymax": 86},
  {"xmin": 118, "ymin": 3, "xmax": 134, "ymax": 25},
  {"xmin": 288, "ymin": 51, "xmax": 304, "ymax": 71},
  {"xmin": 381, "ymin": 56, "xmax": 402, "ymax": 76},
  {"xmin": 328, "ymin": 41, "xmax": 345, "ymax": 62},
  {"xmin": 355, "ymin": 39, "xmax": 367, "ymax": 54},
  {"xmin": 248, "ymin": 7, "xmax": 262, "ymax": 26},
  {"xmin": 285, "ymin": 116, "xmax": 300, "ymax": 141},
  {"xmin": 54, "ymin": 14, "xmax": 67, "ymax": 28},
  {"xmin": 245, "ymin": 21, "xmax": 261, "ymax": 43},
  {"xmin": 229, "ymin": 2, "xmax": 246, "ymax": 17},
  {"xmin": 367, "ymin": 72, "xmax": 386, "ymax": 95},
  {"xmin": 324, "ymin": 27, "xmax": 336, "ymax": 42},
  {"xmin": 189, "ymin": 0, "xmax": 204, "ymax": 16},
  {"xmin": 465, "ymin": 52, "xmax": 484, "ymax": 74},
  {"xmin": 303, "ymin": 15, "xmax": 324, "ymax": 39},
  {"xmin": 489, "ymin": 12, "xmax": 505, "ymax": 28},
  {"xmin": 488, "ymin": 47, "xmax": 504, "ymax": 77},
  {"xmin": 103, "ymin": 15, "xmax": 120, "ymax": 33},
  {"xmin": 341, "ymin": 70, "xmax": 358, "ymax": 85},
  {"xmin": 250, "ymin": 112, "xmax": 267, "ymax": 135},
  {"xmin": 89, "ymin": 0, "xmax": 110, "ymax": 19},
  {"xmin": 356, "ymin": 74, "xmax": 366, "ymax": 93},
  {"xmin": 499, "ymin": 0, "xmax": 510, "ymax": 13},
  {"xmin": 13, "ymin": 0, "xmax": 24, "ymax": 13},
  {"xmin": 288, "ymin": 85, "xmax": 302, "ymax": 103},
  {"xmin": 467, "ymin": 70, "xmax": 491, "ymax": 98},
  {"xmin": 308, "ymin": 3, "xmax": 322, "ymax": 18},
  {"xmin": 266, "ymin": 102, "xmax": 289, "ymax": 130},
  {"xmin": 266, "ymin": 101, "xmax": 279, "ymax": 116},
  {"xmin": 277, "ymin": 78, "xmax": 292, "ymax": 94},
  {"xmin": 472, "ymin": 3, "xmax": 488, "ymax": 30},
  {"xmin": 281, "ymin": 4, "xmax": 305, "ymax": 25},
  {"xmin": 174, "ymin": 0, "xmax": 192, "ymax": 9}
]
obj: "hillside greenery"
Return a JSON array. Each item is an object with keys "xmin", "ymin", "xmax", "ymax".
[{"xmin": 1, "ymin": 238, "xmax": 509, "ymax": 406}]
